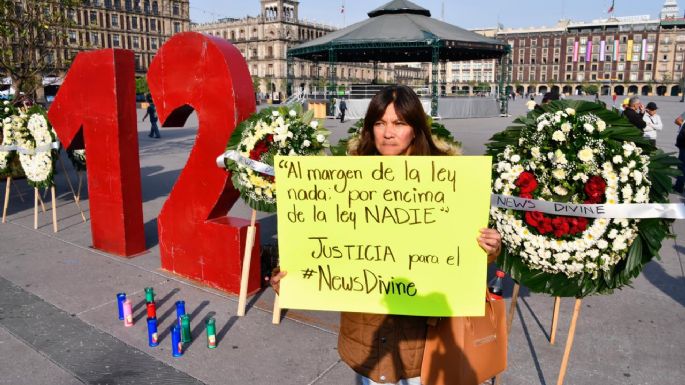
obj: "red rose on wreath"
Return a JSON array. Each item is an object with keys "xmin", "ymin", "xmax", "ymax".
[
  {"xmin": 538, "ymin": 217, "xmax": 553, "ymax": 234},
  {"xmin": 249, "ymin": 134, "xmax": 273, "ymax": 161},
  {"xmin": 515, "ymin": 171, "xmax": 538, "ymax": 194},
  {"xmin": 584, "ymin": 176, "xmax": 607, "ymax": 204},
  {"xmin": 525, "ymin": 211, "xmax": 544, "ymax": 227},
  {"xmin": 552, "ymin": 217, "xmax": 571, "ymax": 238}
]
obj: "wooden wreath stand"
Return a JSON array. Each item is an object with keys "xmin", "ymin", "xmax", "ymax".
[
  {"xmin": 3, "ymin": 155, "xmax": 86, "ymax": 231},
  {"xmin": 2, "ymin": 176, "xmax": 26, "ymax": 223},
  {"xmin": 495, "ymin": 283, "xmax": 582, "ymax": 385},
  {"xmin": 234, "ymin": 209, "xmax": 283, "ymax": 323},
  {"xmin": 237, "ymin": 210, "xmax": 258, "ymax": 317}
]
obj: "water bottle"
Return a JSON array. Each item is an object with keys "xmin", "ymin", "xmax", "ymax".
[{"xmin": 488, "ymin": 270, "xmax": 505, "ymax": 300}]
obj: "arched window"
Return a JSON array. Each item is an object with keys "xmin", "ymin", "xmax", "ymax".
[{"xmin": 152, "ymin": 1, "xmax": 158, "ymax": 14}]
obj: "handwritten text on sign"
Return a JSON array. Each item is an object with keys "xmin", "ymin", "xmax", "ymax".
[{"xmin": 276, "ymin": 156, "xmax": 493, "ymax": 317}]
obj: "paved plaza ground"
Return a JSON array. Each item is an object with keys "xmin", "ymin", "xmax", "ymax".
[{"xmin": 0, "ymin": 95, "xmax": 683, "ymax": 385}]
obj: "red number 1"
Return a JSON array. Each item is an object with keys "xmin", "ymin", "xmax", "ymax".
[
  {"xmin": 48, "ymin": 49, "xmax": 146, "ymax": 256},
  {"xmin": 147, "ymin": 32, "xmax": 262, "ymax": 294}
]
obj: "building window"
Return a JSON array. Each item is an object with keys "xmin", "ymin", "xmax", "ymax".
[
  {"xmin": 152, "ymin": 1, "xmax": 158, "ymax": 14},
  {"xmin": 174, "ymin": 22, "xmax": 181, "ymax": 33},
  {"xmin": 112, "ymin": 34, "xmax": 120, "ymax": 47},
  {"xmin": 68, "ymin": 30, "xmax": 77, "ymax": 44},
  {"xmin": 173, "ymin": 2, "xmax": 180, "ymax": 16},
  {"xmin": 131, "ymin": 17, "xmax": 138, "ymax": 29},
  {"xmin": 91, "ymin": 32, "xmax": 99, "ymax": 46},
  {"xmin": 645, "ymin": 63, "xmax": 652, "ymax": 70},
  {"xmin": 90, "ymin": 11, "xmax": 98, "ymax": 24},
  {"xmin": 111, "ymin": 14, "xmax": 118, "ymax": 27},
  {"xmin": 150, "ymin": 19, "xmax": 156, "ymax": 31},
  {"xmin": 151, "ymin": 37, "xmax": 158, "ymax": 49},
  {"xmin": 132, "ymin": 36, "xmax": 139, "ymax": 49}
]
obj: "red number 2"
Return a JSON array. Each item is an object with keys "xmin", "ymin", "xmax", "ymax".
[
  {"xmin": 48, "ymin": 49, "xmax": 146, "ymax": 256},
  {"xmin": 147, "ymin": 32, "xmax": 261, "ymax": 294}
]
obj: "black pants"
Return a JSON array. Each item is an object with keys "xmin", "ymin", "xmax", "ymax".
[
  {"xmin": 340, "ymin": 110, "xmax": 346, "ymax": 123},
  {"xmin": 675, "ymin": 146, "xmax": 685, "ymax": 193}
]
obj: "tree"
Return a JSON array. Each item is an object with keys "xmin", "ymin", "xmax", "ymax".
[
  {"xmin": 135, "ymin": 77, "xmax": 149, "ymax": 95},
  {"xmin": 585, "ymin": 83, "xmax": 599, "ymax": 95},
  {"xmin": 0, "ymin": 0, "xmax": 81, "ymax": 103},
  {"xmin": 251, "ymin": 75, "xmax": 261, "ymax": 94}
]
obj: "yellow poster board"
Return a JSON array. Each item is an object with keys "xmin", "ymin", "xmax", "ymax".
[{"xmin": 275, "ymin": 156, "xmax": 493, "ymax": 317}]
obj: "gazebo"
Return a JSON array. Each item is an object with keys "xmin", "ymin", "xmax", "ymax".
[{"xmin": 286, "ymin": 0, "xmax": 510, "ymax": 117}]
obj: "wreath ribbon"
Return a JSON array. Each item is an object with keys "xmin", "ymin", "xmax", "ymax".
[
  {"xmin": 0, "ymin": 141, "xmax": 60, "ymax": 155},
  {"xmin": 492, "ymin": 194, "xmax": 685, "ymax": 219},
  {"xmin": 216, "ymin": 150, "xmax": 275, "ymax": 176}
]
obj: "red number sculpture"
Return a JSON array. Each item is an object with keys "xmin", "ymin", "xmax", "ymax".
[
  {"xmin": 48, "ymin": 49, "xmax": 146, "ymax": 256},
  {"xmin": 147, "ymin": 32, "xmax": 261, "ymax": 294}
]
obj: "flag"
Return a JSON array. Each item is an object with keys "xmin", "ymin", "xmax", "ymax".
[{"xmin": 607, "ymin": 0, "xmax": 615, "ymax": 13}]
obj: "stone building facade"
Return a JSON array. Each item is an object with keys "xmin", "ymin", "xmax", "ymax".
[
  {"xmin": 493, "ymin": 1, "xmax": 685, "ymax": 97},
  {"xmin": 1, "ymin": 0, "xmax": 190, "ymax": 100}
]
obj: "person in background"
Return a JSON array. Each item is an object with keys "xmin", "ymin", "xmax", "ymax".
[
  {"xmin": 619, "ymin": 97, "xmax": 630, "ymax": 116},
  {"xmin": 542, "ymin": 92, "xmax": 559, "ymax": 105},
  {"xmin": 340, "ymin": 98, "xmax": 348, "ymax": 123},
  {"xmin": 526, "ymin": 95, "xmax": 536, "ymax": 110},
  {"xmin": 270, "ymin": 85, "xmax": 502, "ymax": 385},
  {"xmin": 673, "ymin": 114, "xmax": 685, "ymax": 194},
  {"xmin": 142, "ymin": 94, "xmax": 160, "ymax": 138},
  {"xmin": 622, "ymin": 96, "xmax": 646, "ymax": 133},
  {"xmin": 641, "ymin": 102, "xmax": 662, "ymax": 145}
]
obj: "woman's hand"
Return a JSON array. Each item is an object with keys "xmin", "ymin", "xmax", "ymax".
[
  {"xmin": 477, "ymin": 228, "xmax": 502, "ymax": 264},
  {"xmin": 267, "ymin": 267, "xmax": 287, "ymax": 295}
]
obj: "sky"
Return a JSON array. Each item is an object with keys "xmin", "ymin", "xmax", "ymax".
[{"xmin": 189, "ymin": 0, "xmax": 672, "ymax": 29}]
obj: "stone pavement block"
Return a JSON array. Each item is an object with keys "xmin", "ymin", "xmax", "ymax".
[
  {"xmin": 0, "ymin": 222, "xmax": 168, "ymax": 315},
  {"xmin": 0, "ymin": 276, "xmax": 204, "ymax": 385},
  {"xmin": 0, "ymin": 327, "xmax": 83, "ymax": 385}
]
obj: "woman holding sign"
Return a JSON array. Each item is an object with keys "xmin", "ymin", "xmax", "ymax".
[{"xmin": 272, "ymin": 85, "xmax": 502, "ymax": 385}]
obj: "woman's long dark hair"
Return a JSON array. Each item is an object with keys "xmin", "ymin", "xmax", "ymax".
[{"xmin": 354, "ymin": 85, "xmax": 445, "ymax": 156}]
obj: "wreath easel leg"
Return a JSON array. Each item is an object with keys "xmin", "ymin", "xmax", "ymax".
[
  {"xmin": 556, "ymin": 298, "xmax": 582, "ymax": 385},
  {"xmin": 50, "ymin": 185, "xmax": 58, "ymax": 233},
  {"xmin": 2, "ymin": 176, "xmax": 10, "ymax": 223},
  {"xmin": 272, "ymin": 293, "xmax": 281, "ymax": 324},
  {"xmin": 58, "ymin": 156, "xmax": 86, "ymax": 223},
  {"xmin": 237, "ymin": 210, "xmax": 257, "ymax": 317},
  {"xmin": 550, "ymin": 296, "xmax": 561, "ymax": 344},
  {"xmin": 37, "ymin": 190, "xmax": 47, "ymax": 213},
  {"xmin": 11, "ymin": 177, "xmax": 25, "ymax": 203},
  {"xmin": 33, "ymin": 188, "xmax": 39, "ymax": 229}
]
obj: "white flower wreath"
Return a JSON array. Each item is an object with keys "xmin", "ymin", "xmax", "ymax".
[
  {"xmin": 224, "ymin": 105, "xmax": 330, "ymax": 212},
  {"xmin": 18, "ymin": 113, "xmax": 57, "ymax": 188},
  {"xmin": 491, "ymin": 109, "xmax": 651, "ymax": 280}
]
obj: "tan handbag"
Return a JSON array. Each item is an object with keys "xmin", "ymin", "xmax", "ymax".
[{"xmin": 421, "ymin": 292, "xmax": 507, "ymax": 385}]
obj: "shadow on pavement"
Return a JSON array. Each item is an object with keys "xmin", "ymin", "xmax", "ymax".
[{"xmin": 642, "ymin": 261, "xmax": 685, "ymax": 307}]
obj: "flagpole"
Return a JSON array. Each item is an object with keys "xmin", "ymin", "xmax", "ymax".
[{"xmin": 342, "ymin": 0, "xmax": 346, "ymax": 27}]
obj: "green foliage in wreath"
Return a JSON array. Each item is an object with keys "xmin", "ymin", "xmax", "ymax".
[{"xmin": 224, "ymin": 104, "xmax": 329, "ymax": 213}]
